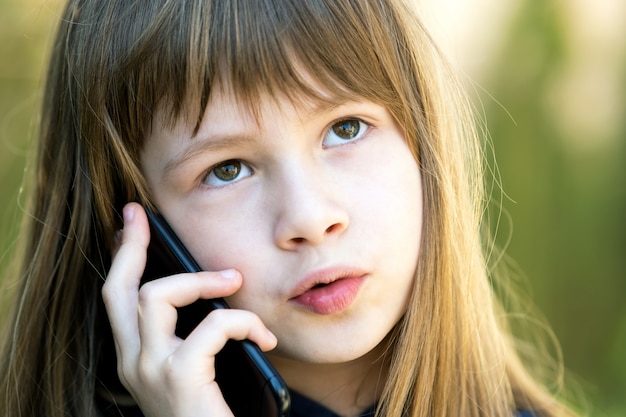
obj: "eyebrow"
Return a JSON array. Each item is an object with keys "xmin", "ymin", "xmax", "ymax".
[
  {"xmin": 161, "ymin": 132, "xmax": 256, "ymax": 180},
  {"xmin": 160, "ymin": 99, "xmax": 343, "ymax": 180}
]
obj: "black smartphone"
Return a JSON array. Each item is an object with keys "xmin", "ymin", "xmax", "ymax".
[{"xmin": 141, "ymin": 207, "xmax": 290, "ymax": 417}]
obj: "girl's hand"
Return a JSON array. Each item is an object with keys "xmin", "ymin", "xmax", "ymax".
[{"xmin": 102, "ymin": 202, "xmax": 277, "ymax": 417}]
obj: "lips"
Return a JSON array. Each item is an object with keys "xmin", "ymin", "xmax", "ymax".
[{"xmin": 288, "ymin": 267, "xmax": 367, "ymax": 315}]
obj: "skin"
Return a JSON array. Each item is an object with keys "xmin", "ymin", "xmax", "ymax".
[{"xmin": 103, "ymin": 85, "xmax": 423, "ymax": 417}]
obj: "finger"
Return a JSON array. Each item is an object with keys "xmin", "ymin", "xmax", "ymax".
[
  {"xmin": 102, "ymin": 203, "xmax": 150, "ymax": 356},
  {"xmin": 137, "ymin": 270, "xmax": 243, "ymax": 353},
  {"xmin": 174, "ymin": 308, "xmax": 278, "ymax": 367}
]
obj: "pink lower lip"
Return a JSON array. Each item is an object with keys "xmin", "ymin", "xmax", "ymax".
[{"xmin": 290, "ymin": 276, "xmax": 366, "ymax": 315}]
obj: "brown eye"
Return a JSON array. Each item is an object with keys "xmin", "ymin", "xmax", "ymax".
[
  {"xmin": 202, "ymin": 159, "xmax": 253, "ymax": 188},
  {"xmin": 213, "ymin": 160, "xmax": 241, "ymax": 181},
  {"xmin": 324, "ymin": 118, "xmax": 369, "ymax": 147},
  {"xmin": 332, "ymin": 119, "xmax": 361, "ymax": 140}
]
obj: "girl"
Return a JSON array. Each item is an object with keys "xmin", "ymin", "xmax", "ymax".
[{"xmin": 0, "ymin": 0, "xmax": 581, "ymax": 416}]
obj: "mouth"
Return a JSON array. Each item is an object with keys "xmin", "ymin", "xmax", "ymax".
[{"xmin": 289, "ymin": 267, "xmax": 367, "ymax": 315}]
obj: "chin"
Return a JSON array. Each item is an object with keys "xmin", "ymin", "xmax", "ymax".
[{"xmin": 271, "ymin": 329, "xmax": 391, "ymax": 365}]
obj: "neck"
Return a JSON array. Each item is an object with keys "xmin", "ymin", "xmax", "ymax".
[{"xmin": 268, "ymin": 343, "xmax": 391, "ymax": 417}]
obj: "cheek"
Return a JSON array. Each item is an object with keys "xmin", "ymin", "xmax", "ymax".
[
  {"xmin": 365, "ymin": 157, "xmax": 423, "ymax": 283},
  {"xmin": 175, "ymin": 206, "xmax": 266, "ymax": 273},
  {"xmin": 355, "ymin": 151, "xmax": 423, "ymax": 240}
]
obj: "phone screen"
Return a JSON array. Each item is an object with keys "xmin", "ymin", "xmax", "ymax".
[{"xmin": 142, "ymin": 208, "xmax": 290, "ymax": 417}]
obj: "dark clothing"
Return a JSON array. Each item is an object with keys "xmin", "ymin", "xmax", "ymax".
[
  {"xmin": 289, "ymin": 390, "xmax": 535, "ymax": 417},
  {"xmin": 289, "ymin": 390, "xmax": 376, "ymax": 417},
  {"xmin": 97, "ymin": 389, "xmax": 535, "ymax": 417}
]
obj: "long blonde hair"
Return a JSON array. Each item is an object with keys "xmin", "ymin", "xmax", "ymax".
[{"xmin": 1, "ymin": 0, "xmax": 579, "ymax": 416}]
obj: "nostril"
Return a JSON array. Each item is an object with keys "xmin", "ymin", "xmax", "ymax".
[{"xmin": 277, "ymin": 211, "xmax": 348, "ymax": 248}]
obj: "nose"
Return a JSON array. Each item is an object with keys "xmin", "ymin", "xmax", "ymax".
[{"xmin": 272, "ymin": 167, "xmax": 349, "ymax": 250}]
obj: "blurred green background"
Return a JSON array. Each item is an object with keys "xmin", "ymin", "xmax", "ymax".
[{"xmin": 1, "ymin": 0, "xmax": 624, "ymax": 415}]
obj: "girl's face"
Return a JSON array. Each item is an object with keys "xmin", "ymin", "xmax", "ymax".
[{"xmin": 141, "ymin": 85, "xmax": 423, "ymax": 365}]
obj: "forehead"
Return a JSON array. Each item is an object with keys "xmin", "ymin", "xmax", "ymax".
[
  {"xmin": 155, "ymin": 69, "xmax": 355, "ymax": 141},
  {"xmin": 156, "ymin": 83, "xmax": 349, "ymax": 151}
]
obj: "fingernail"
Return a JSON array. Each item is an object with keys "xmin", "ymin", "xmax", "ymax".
[
  {"xmin": 220, "ymin": 269, "xmax": 237, "ymax": 279},
  {"xmin": 123, "ymin": 205, "xmax": 135, "ymax": 223}
]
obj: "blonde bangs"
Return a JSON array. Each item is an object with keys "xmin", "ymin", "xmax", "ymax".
[{"xmin": 108, "ymin": 0, "xmax": 428, "ymax": 146}]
